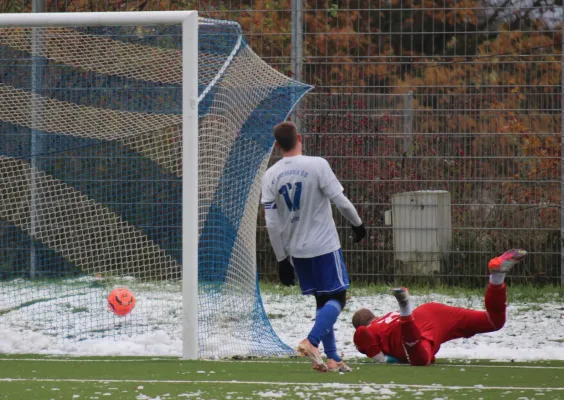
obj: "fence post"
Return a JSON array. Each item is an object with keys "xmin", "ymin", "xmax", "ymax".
[
  {"xmin": 291, "ymin": 0, "xmax": 303, "ymax": 132},
  {"xmin": 32, "ymin": 0, "xmax": 44, "ymax": 11},
  {"xmin": 561, "ymin": 21, "xmax": 564, "ymax": 286},
  {"xmin": 403, "ymin": 90, "xmax": 414, "ymax": 156},
  {"xmin": 30, "ymin": 0, "xmax": 44, "ymax": 279}
]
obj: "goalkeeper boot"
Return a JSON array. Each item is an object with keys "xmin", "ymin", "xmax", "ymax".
[
  {"xmin": 488, "ymin": 249, "xmax": 527, "ymax": 273},
  {"xmin": 297, "ymin": 338, "xmax": 328, "ymax": 373},
  {"xmin": 391, "ymin": 287, "xmax": 410, "ymax": 309},
  {"xmin": 327, "ymin": 359, "xmax": 352, "ymax": 372}
]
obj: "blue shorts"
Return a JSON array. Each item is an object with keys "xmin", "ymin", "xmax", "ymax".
[{"xmin": 291, "ymin": 249, "xmax": 350, "ymax": 295}]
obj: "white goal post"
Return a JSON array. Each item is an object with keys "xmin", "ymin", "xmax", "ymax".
[{"xmin": 0, "ymin": 11, "xmax": 199, "ymax": 359}]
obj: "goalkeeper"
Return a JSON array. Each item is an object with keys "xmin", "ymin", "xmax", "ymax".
[
  {"xmin": 261, "ymin": 121, "xmax": 366, "ymax": 373},
  {"xmin": 353, "ymin": 249, "xmax": 527, "ymax": 366}
]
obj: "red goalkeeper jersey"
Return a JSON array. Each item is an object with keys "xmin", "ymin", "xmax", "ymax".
[
  {"xmin": 354, "ymin": 300, "xmax": 502, "ymax": 361},
  {"xmin": 354, "ymin": 311, "xmax": 406, "ymax": 359},
  {"xmin": 355, "ymin": 286, "xmax": 509, "ymax": 363},
  {"xmin": 354, "ymin": 306, "xmax": 448, "ymax": 360}
]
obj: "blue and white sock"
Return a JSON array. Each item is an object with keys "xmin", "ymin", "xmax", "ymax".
[{"xmin": 308, "ymin": 300, "xmax": 342, "ymax": 350}]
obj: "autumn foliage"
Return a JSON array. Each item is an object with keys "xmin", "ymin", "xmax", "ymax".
[{"xmin": 5, "ymin": 0, "xmax": 562, "ymax": 283}]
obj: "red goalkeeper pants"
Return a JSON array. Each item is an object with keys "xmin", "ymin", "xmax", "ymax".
[{"xmin": 400, "ymin": 283, "xmax": 507, "ymax": 366}]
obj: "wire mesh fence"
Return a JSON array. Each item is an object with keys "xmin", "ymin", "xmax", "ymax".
[{"xmin": 3, "ymin": 0, "xmax": 563, "ymax": 285}]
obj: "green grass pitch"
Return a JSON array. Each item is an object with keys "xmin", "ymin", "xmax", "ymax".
[{"xmin": 0, "ymin": 355, "xmax": 562, "ymax": 399}]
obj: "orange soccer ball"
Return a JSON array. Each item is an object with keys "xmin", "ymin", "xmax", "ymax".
[{"xmin": 108, "ymin": 288, "xmax": 136, "ymax": 316}]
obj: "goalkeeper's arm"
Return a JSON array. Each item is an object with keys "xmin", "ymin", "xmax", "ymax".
[
  {"xmin": 354, "ymin": 326, "xmax": 401, "ymax": 364},
  {"xmin": 372, "ymin": 352, "xmax": 402, "ymax": 364},
  {"xmin": 331, "ymin": 193, "xmax": 366, "ymax": 243}
]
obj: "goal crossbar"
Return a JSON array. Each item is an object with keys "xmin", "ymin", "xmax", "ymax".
[{"xmin": 0, "ymin": 11, "xmax": 196, "ymax": 26}]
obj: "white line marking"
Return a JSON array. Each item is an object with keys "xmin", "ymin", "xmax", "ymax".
[
  {"xmin": 228, "ymin": 361, "xmax": 564, "ymax": 370},
  {"xmin": 1, "ymin": 358, "xmax": 564, "ymax": 369},
  {"xmin": 445, "ymin": 364, "xmax": 564, "ymax": 370},
  {"xmin": 0, "ymin": 358, "xmax": 170, "ymax": 363},
  {"xmin": 0, "ymin": 378, "xmax": 562, "ymax": 391}
]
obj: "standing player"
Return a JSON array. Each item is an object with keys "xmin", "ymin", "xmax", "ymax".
[
  {"xmin": 353, "ymin": 249, "xmax": 527, "ymax": 366},
  {"xmin": 261, "ymin": 121, "xmax": 366, "ymax": 372}
]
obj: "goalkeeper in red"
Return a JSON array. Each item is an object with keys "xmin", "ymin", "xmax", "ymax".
[
  {"xmin": 353, "ymin": 249, "xmax": 527, "ymax": 366},
  {"xmin": 261, "ymin": 121, "xmax": 366, "ymax": 373}
]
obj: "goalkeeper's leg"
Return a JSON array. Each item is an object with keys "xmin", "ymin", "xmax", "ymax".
[
  {"xmin": 452, "ymin": 283, "xmax": 507, "ymax": 336},
  {"xmin": 484, "ymin": 249, "xmax": 527, "ymax": 329},
  {"xmin": 406, "ymin": 250, "xmax": 528, "ymax": 355},
  {"xmin": 392, "ymin": 288, "xmax": 434, "ymax": 366},
  {"xmin": 452, "ymin": 249, "xmax": 527, "ymax": 337}
]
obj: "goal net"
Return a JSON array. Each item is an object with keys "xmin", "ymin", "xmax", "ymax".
[{"xmin": 0, "ymin": 13, "xmax": 311, "ymax": 358}]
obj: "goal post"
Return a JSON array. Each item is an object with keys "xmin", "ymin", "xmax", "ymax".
[
  {"xmin": 181, "ymin": 12, "xmax": 199, "ymax": 362},
  {"xmin": 0, "ymin": 12, "xmax": 311, "ymax": 359},
  {"xmin": 0, "ymin": 10, "xmax": 199, "ymax": 360}
]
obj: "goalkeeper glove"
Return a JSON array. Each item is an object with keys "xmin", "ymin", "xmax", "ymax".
[
  {"xmin": 385, "ymin": 355, "xmax": 402, "ymax": 364},
  {"xmin": 351, "ymin": 223, "xmax": 367, "ymax": 243},
  {"xmin": 278, "ymin": 257, "xmax": 295, "ymax": 286}
]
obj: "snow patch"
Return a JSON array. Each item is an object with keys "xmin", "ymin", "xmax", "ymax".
[
  {"xmin": 256, "ymin": 390, "xmax": 285, "ymax": 398},
  {"xmin": 1, "ymin": 287, "xmax": 563, "ymax": 361}
]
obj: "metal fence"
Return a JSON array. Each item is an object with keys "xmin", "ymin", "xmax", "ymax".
[{"xmin": 4, "ymin": 0, "xmax": 563, "ymax": 284}]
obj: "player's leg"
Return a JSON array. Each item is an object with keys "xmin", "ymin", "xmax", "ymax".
[
  {"xmin": 391, "ymin": 288, "xmax": 434, "ymax": 366},
  {"xmin": 453, "ymin": 248, "xmax": 528, "ymax": 336},
  {"xmin": 314, "ymin": 294, "xmax": 338, "ymax": 360},
  {"xmin": 485, "ymin": 249, "xmax": 528, "ymax": 329},
  {"xmin": 300, "ymin": 249, "xmax": 350, "ymax": 372},
  {"xmin": 292, "ymin": 256, "xmax": 328, "ymax": 372},
  {"xmin": 315, "ymin": 291, "xmax": 352, "ymax": 372}
]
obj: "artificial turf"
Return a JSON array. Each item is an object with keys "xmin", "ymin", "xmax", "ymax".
[{"xmin": 0, "ymin": 355, "xmax": 562, "ymax": 399}]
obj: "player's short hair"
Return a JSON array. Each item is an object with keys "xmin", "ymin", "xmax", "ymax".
[
  {"xmin": 352, "ymin": 308, "xmax": 376, "ymax": 329},
  {"xmin": 273, "ymin": 121, "xmax": 298, "ymax": 152}
]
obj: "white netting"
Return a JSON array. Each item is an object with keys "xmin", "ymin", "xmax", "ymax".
[{"xmin": 0, "ymin": 19, "xmax": 311, "ymax": 357}]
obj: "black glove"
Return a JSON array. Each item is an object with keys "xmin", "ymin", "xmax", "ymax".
[
  {"xmin": 351, "ymin": 223, "xmax": 367, "ymax": 243},
  {"xmin": 278, "ymin": 257, "xmax": 296, "ymax": 286}
]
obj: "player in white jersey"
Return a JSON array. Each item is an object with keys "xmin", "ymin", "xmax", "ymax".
[{"xmin": 261, "ymin": 121, "xmax": 366, "ymax": 372}]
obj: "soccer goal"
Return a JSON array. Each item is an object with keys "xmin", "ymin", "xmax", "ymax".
[{"xmin": 0, "ymin": 11, "xmax": 311, "ymax": 359}]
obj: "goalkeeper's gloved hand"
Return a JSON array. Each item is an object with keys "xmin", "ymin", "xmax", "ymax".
[
  {"xmin": 278, "ymin": 257, "xmax": 295, "ymax": 286},
  {"xmin": 351, "ymin": 223, "xmax": 367, "ymax": 243}
]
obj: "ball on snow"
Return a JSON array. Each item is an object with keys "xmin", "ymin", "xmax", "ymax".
[{"xmin": 108, "ymin": 287, "xmax": 136, "ymax": 316}]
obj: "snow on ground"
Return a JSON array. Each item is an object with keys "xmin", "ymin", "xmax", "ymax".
[{"xmin": 0, "ymin": 282, "xmax": 563, "ymax": 361}]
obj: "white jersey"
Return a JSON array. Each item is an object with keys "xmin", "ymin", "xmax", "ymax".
[{"xmin": 261, "ymin": 155, "xmax": 344, "ymax": 259}]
